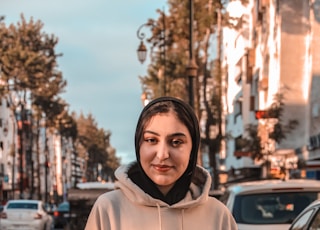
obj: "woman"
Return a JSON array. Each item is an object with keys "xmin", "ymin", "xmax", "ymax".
[{"xmin": 85, "ymin": 96, "xmax": 237, "ymax": 230}]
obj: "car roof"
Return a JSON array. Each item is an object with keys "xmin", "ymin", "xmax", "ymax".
[
  {"xmin": 226, "ymin": 179, "xmax": 320, "ymax": 195},
  {"xmin": 58, "ymin": 202, "xmax": 69, "ymax": 207},
  {"xmin": 306, "ymin": 199, "xmax": 320, "ymax": 207},
  {"xmin": 7, "ymin": 200, "xmax": 42, "ymax": 204}
]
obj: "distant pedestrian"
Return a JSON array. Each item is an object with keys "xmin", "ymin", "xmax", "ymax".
[{"xmin": 85, "ymin": 96, "xmax": 237, "ymax": 230}]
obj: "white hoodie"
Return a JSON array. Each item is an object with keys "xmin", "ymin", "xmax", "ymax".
[{"xmin": 85, "ymin": 163, "xmax": 237, "ymax": 230}]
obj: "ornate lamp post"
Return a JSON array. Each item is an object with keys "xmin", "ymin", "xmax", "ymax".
[
  {"xmin": 136, "ymin": 39, "xmax": 147, "ymax": 64},
  {"xmin": 136, "ymin": 10, "xmax": 167, "ymax": 96},
  {"xmin": 186, "ymin": 0, "xmax": 198, "ymax": 109}
]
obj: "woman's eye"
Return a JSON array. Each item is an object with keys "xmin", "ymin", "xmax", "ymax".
[
  {"xmin": 171, "ymin": 139, "xmax": 183, "ymax": 147},
  {"xmin": 145, "ymin": 138, "xmax": 157, "ymax": 144}
]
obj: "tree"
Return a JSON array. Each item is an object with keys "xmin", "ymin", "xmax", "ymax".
[
  {"xmin": 238, "ymin": 93, "xmax": 299, "ymax": 178},
  {"xmin": 138, "ymin": 0, "xmax": 249, "ymax": 189},
  {"xmin": 0, "ymin": 14, "xmax": 66, "ymax": 97},
  {"xmin": 0, "ymin": 14, "xmax": 67, "ymax": 199},
  {"xmin": 0, "ymin": 14, "xmax": 67, "ymax": 132},
  {"xmin": 75, "ymin": 113, "xmax": 120, "ymax": 182}
]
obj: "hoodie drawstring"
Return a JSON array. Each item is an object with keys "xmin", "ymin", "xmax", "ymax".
[
  {"xmin": 181, "ymin": 209, "xmax": 185, "ymax": 229},
  {"xmin": 156, "ymin": 204, "xmax": 185, "ymax": 230},
  {"xmin": 156, "ymin": 203, "xmax": 162, "ymax": 230}
]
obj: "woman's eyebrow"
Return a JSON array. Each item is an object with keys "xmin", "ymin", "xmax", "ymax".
[
  {"xmin": 169, "ymin": 132, "xmax": 187, "ymax": 138},
  {"xmin": 144, "ymin": 130, "xmax": 160, "ymax": 136},
  {"xmin": 144, "ymin": 131, "xmax": 187, "ymax": 138}
]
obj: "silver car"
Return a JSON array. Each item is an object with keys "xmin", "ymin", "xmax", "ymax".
[
  {"xmin": 0, "ymin": 199, "xmax": 53, "ymax": 230},
  {"xmin": 289, "ymin": 199, "xmax": 320, "ymax": 229},
  {"xmin": 220, "ymin": 179, "xmax": 320, "ymax": 230}
]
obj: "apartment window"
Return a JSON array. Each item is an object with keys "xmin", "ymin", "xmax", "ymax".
[
  {"xmin": 250, "ymin": 96, "xmax": 255, "ymax": 111},
  {"xmin": 312, "ymin": 104, "xmax": 319, "ymax": 117},
  {"xmin": 235, "ymin": 57, "xmax": 243, "ymax": 85},
  {"xmin": 234, "ymin": 100, "xmax": 242, "ymax": 123},
  {"xmin": 308, "ymin": 133, "xmax": 320, "ymax": 150},
  {"xmin": 251, "ymin": 71, "xmax": 260, "ymax": 111},
  {"xmin": 235, "ymin": 136, "xmax": 243, "ymax": 151},
  {"xmin": 235, "ymin": 72, "xmax": 243, "ymax": 85},
  {"xmin": 251, "ymin": 73, "xmax": 259, "ymax": 94}
]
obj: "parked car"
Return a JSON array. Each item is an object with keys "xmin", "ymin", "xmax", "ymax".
[
  {"xmin": 45, "ymin": 203, "xmax": 57, "ymax": 216},
  {"xmin": 0, "ymin": 199, "xmax": 53, "ymax": 230},
  {"xmin": 53, "ymin": 201, "xmax": 70, "ymax": 228},
  {"xmin": 288, "ymin": 199, "xmax": 320, "ymax": 229},
  {"xmin": 220, "ymin": 179, "xmax": 320, "ymax": 230},
  {"xmin": 67, "ymin": 181, "xmax": 115, "ymax": 229}
]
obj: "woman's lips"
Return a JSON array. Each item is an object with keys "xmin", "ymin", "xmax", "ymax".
[{"xmin": 153, "ymin": 164, "xmax": 172, "ymax": 172}]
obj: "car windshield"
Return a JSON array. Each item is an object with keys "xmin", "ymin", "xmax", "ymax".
[
  {"xmin": 57, "ymin": 202, "xmax": 69, "ymax": 211},
  {"xmin": 7, "ymin": 202, "xmax": 38, "ymax": 210},
  {"xmin": 233, "ymin": 192, "xmax": 320, "ymax": 224}
]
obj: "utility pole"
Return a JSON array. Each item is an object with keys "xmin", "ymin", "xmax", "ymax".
[
  {"xmin": 17, "ymin": 104, "xmax": 24, "ymax": 199},
  {"xmin": 187, "ymin": 0, "xmax": 198, "ymax": 109}
]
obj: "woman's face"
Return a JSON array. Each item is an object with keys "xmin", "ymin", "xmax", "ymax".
[{"xmin": 139, "ymin": 111, "xmax": 192, "ymax": 195}]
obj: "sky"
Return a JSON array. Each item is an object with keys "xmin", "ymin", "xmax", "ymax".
[{"xmin": 1, "ymin": 0, "xmax": 167, "ymax": 164}]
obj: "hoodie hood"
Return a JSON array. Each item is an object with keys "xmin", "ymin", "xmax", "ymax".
[{"xmin": 133, "ymin": 97, "xmax": 200, "ymax": 205}]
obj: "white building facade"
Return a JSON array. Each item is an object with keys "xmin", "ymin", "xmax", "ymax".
[{"xmin": 223, "ymin": 0, "xmax": 320, "ymax": 180}]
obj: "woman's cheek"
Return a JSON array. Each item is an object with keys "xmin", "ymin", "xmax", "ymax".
[{"xmin": 140, "ymin": 143, "xmax": 155, "ymax": 159}]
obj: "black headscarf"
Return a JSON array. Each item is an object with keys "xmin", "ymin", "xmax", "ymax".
[{"xmin": 128, "ymin": 97, "xmax": 200, "ymax": 205}]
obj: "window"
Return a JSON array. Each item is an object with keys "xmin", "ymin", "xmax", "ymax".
[
  {"xmin": 234, "ymin": 100, "xmax": 242, "ymax": 122},
  {"xmin": 312, "ymin": 104, "xmax": 319, "ymax": 117},
  {"xmin": 235, "ymin": 72, "xmax": 243, "ymax": 85},
  {"xmin": 235, "ymin": 136, "xmax": 244, "ymax": 151},
  {"xmin": 233, "ymin": 192, "xmax": 318, "ymax": 225},
  {"xmin": 310, "ymin": 208, "xmax": 320, "ymax": 229},
  {"xmin": 7, "ymin": 202, "xmax": 38, "ymax": 210},
  {"xmin": 290, "ymin": 209, "xmax": 314, "ymax": 229}
]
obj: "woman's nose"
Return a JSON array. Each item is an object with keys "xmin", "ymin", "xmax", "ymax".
[{"xmin": 156, "ymin": 141, "xmax": 169, "ymax": 160}]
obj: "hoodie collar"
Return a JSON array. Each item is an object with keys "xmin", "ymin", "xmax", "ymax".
[{"xmin": 114, "ymin": 163, "xmax": 211, "ymax": 208}]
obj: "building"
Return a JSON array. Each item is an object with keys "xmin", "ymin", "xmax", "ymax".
[
  {"xmin": 0, "ymin": 96, "xmax": 18, "ymax": 201},
  {"xmin": 222, "ymin": 0, "xmax": 320, "ymax": 181},
  {"xmin": 0, "ymin": 91, "xmax": 83, "ymax": 203}
]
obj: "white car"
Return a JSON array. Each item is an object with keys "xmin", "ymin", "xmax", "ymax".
[
  {"xmin": 288, "ymin": 199, "xmax": 320, "ymax": 229},
  {"xmin": 220, "ymin": 179, "xmax": 320, "ymax": 230},
  {"xmin": 0, "ymin": 199, "xmax": 53, "ymax": 230}
]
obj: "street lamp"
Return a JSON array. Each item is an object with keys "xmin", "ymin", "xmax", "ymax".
[
  {"xmin": 136, "ymin": 21, "xmax": 151, "ymax": 65},
  {"xmin": 137, "ymin": 40, "xmax": 147, "ymax": 64},
  {"xmin": 136, "ymin": 10, "xmax": 167, "ymax": 96},
  {"xmin": 187, "ymin": 0, "xmax": 198, "ymax": 109}
]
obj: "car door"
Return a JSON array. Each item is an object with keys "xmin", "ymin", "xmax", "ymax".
[{"xmin": 289, "ymin": 206, "xmax": 320, "ymax": 230}]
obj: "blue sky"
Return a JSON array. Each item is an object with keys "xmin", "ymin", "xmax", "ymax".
[{"xmin": 1, "ymin": 0, "xmax": 167, "ymax": 164}]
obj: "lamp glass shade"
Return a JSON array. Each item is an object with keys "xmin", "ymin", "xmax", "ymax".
[{"xmin": 137, "ymin": 41, "xmax": 147, "ymax": 64}]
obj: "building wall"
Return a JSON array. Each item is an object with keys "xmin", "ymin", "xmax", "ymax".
[
  {"xmin": 306, "ymin": 0, "xmax": 320, "ymax": 162},
  {"xmin": 279, "ymin": 0, "xmax": 311, "ymax": 150},
  {"xmin": 223, "ymin": 0, "xmax": 320, "ymax": 177},
  {"xmin": 0, "ymin": 97, "xmax": 18, "ymax": 197}
]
